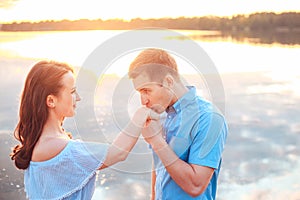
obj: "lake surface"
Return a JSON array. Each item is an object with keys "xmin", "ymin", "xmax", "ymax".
[{"xmin": 0, "ymin": 29, "xmax": 300, "ymax": 199}]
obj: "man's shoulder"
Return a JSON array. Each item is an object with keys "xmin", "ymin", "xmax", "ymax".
[{"xmin": 186, "ymin": 96, "xmax": 213, "ymax": 113}]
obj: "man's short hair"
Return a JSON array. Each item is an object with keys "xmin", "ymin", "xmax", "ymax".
[{"xmin": 128, "ymin": 48, "xmax": 180, "ymax": 82}]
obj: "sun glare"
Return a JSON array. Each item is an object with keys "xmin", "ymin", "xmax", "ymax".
[{"xmin": 0, "ymin": 0, "xmax": 299, "ymax": 23}]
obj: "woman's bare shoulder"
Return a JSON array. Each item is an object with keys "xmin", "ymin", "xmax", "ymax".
[{"xmin": 31, "ymin": 137, "xmax": 70, "ymax": 162}]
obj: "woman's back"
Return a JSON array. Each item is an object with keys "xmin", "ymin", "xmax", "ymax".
[
  {"xmin": 25, "ymin": 140, "xmax": 108, "ymax": 200},
  {"xmin": 32, "ymin": 135, "xmax": 70, "ymax": 162}
]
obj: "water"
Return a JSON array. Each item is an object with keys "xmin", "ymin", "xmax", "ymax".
[{"xmin": 0, "ymin": 29, "xmax": 300, "ymax": 199}]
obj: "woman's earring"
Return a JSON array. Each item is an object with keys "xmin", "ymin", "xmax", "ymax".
[{"xmin": 49, "ymin": 103, "xmax": 55, "ymax": 108}]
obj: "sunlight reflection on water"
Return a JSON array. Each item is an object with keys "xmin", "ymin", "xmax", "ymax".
[
  {"xmin": 92, "ymin": 178, "xmax": 150, "ymax": 200},
  {"xmin": 0, "ymin": 30, "xmax": 300, "ymax": 200}
]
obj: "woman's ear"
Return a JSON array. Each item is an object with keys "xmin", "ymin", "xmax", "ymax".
[
  {"xmin": 46, "ymin": 95, "xmax": 56, "ymax": 108},
  {"xmin": 162, "ymin": 74, "xmax": 174, "ymax": 88}
]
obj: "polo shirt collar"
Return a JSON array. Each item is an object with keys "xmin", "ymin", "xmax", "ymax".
[{"xmin": 166, "ymin": 86, "xmax": 196, "ymax": 114}]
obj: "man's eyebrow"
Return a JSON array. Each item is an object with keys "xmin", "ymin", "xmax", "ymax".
[
  {"xmin": 137, "ymin": 87, "xmax": 148, "ymax": 92},
  {"xmin": 135, "ymin": 84, "xmax": 149, "ymax": 91}
]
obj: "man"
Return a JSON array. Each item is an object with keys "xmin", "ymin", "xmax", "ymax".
[{"xmin": 128, "ymin": 48, "xmax": 228, "ymax": 200}]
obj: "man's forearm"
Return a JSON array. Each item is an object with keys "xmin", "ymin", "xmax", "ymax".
[
  {"xmin": 150, "ymin": 138, "xmax": 209, "ymax": 197},
  {"xmin": 143, "ymin": 121, "xmax": 210, "ymax": 196},
  {"xmin": 151, "ymin": 169, "xmax": 156, "ymax": 200}
]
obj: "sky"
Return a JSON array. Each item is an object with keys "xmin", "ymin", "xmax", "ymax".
[{"xmin": 0, "ymin": 0, "xmax": 299, "ymax": 23}]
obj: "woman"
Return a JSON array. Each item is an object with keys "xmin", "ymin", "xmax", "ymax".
[{"xmin": 10, "ymin": 60, "xmax": 156, "ymax": 200}]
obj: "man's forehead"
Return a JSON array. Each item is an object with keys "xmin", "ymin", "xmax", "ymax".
[{"xmin": 132, "ymin": 74, "xmax": 160, "ymax": 90}]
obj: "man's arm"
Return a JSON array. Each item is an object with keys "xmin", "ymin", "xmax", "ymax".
[
  {"xmin": 143, "ymin": 120, "xmax": 214, "ymax": 197},
  {"xmin": 152, "ymin": 137, "xmax": 213, "ymax": 197},
  {"xmin": 150, "ymin": 162, "xmax": 156, "ymax": 200}
]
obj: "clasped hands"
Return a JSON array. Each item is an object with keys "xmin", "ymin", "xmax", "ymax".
[{"xmin": 132, "ymin": 107, "xmax": 164, "ymax": 145}]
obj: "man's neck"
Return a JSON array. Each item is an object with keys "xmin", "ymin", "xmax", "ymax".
[{"xmin": 169, "ymin": 83, "xmax": 189, "ymax": 106}]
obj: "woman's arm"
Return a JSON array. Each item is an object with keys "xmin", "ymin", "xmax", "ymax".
[{"xmin": 99, "ymin": 107, "xmax": 158, "ymax": 169}]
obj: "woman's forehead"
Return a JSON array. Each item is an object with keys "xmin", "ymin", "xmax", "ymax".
[{"xmin": 61, "ymin": 71, "xmax": 75, "ymax": 87}]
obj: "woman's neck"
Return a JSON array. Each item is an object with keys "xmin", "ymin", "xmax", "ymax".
[{"xmin": 42, "ymin": 116, "xmax": 65, "ymax": 137}]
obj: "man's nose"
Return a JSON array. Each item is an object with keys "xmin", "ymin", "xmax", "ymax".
[{"xmin": 141, "ymin": 94, "xmax": 149, "ymax": 106}]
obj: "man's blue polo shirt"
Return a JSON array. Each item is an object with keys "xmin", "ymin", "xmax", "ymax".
[{"xmin": 152, "ymin": 86, "xmax": 228, "ymax": 200}]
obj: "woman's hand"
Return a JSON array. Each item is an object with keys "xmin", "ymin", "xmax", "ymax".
[{"xmin": 132, "ymin": 107, "xmax": 160, "ymax": 128}]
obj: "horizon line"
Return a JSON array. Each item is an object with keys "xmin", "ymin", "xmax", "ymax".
[{"xmin": 1, "ymin": 11, "xmax": 299, "ymax": 24}]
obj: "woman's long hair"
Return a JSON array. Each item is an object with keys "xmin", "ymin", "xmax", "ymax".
[{"xmin": 10, "ymin": 60, "xmax": 73, "ymax": 170}]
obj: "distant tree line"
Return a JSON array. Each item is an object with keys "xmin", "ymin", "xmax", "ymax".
[{"xmin": 1, "ymin": 12, "xmax": 299, "ymax": 32}]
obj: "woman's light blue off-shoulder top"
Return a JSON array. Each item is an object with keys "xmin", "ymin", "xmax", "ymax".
[{"xmin": 24, "ymin": 140, "xmax": 108, "ymax": 200}]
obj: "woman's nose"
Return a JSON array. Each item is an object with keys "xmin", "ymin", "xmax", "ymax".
[{"xmin": 76, "ymin": 92, "xmax": 81, "ymax": 101}]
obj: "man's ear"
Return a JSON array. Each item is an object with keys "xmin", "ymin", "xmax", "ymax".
[
  {"xmin": 46, "ymin": 94, "xmax": 56, "ymax": 108},
  {"xmin": 162, "ymin": 75, "xmax": 174, "ymax": 88}
]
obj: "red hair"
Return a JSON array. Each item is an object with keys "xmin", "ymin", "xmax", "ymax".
[
  {"xmin": 128, "ymin": 48, "xmax": 180, "ymax": 82},
  {"xmin": 10, "ymin": 60, "xmax": 73, "ymax": 169}
]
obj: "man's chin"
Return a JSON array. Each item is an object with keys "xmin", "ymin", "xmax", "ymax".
[{"xmin": 151, "ymin": 107, "xmax": 165, "ymax": 114}]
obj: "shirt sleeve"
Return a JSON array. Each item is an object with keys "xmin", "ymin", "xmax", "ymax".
[
  {"xmin": 70, "ymin": 140, "xmax": 109, "ymax": 170},
  {"xmin": 188, "ymin": 112, "xmax": 228, "ymax": 169}
]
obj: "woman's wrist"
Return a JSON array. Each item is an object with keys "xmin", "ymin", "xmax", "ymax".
[
  {"xmin": 123, "ymin": 120, "xmax": 142, "ymax": 138},
  {"xmin": 133, "ymin": 107, "xmax": 150, "ymax": 126}
]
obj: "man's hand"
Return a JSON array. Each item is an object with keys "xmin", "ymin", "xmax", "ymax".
[{"xmin": 142, "ymin": 120, "xmax": 164, "ymax": 146}]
